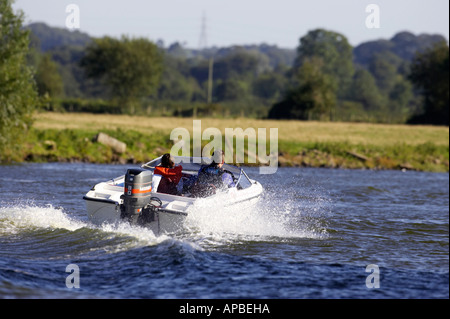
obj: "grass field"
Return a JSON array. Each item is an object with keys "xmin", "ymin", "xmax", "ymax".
[
  {"xmin": 33, "ymin": 112, "xmax": 449, "ymax": 147},
  {"xmin": 12, "ymin": 112, "xmax": 449, "ymax": 172}
]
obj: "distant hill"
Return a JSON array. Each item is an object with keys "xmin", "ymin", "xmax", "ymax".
[
  {"xmin": 25, "ymin": 22, "xmax": 296, "ymax": 69},
  {"xmin": 26, "ymin": 22, "xmax": 446, "ymax": 69},
  {"xmin": 26, "ymin": 22, "xmax": 92, "ymax": 51},
  {"xmin": 165, "ymin": 43, "xmax": 297, "ymax": 70},
  {"xmin": 353, "ymin": 31, "xmax": 447, "ymax": 67}
]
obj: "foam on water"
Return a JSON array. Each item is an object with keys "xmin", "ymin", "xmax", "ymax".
[
  {"xmin": 0, "ymin": 203, "xmax": 86, "ymax": 235},
  {"xmin": 182, "ymin": 190, "xmax": 330, "ymax": 244},
  {"xmin": 0, "ymin": 203, "xmax": 201, "ymax": 254},
  {"xmin": 96, "ymin": 221, "xmax": 190, "ymax": 251}
]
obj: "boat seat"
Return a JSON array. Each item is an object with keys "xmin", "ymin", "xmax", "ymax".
[{"xmin": 152, "ymin": 174, "xmax": 162, "ymax": 193}]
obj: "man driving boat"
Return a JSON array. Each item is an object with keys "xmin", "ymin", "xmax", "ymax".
[
  {"xmin": 189, "ymin": 150, "xmax": 235, "ymax": 197},
  {"xmin": 197, "ymin": 150, "xmax": 235, "ymax": 188}
]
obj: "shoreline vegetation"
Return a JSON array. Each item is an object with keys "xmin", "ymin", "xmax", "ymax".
[{"xmin": 4, "ymin": 112, "xmax": 449, "ymax": 173}]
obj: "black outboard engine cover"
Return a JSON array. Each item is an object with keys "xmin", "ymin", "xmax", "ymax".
[{"xmin": 121, "ymin": 168, "xmax": 153, "ymax": 223}]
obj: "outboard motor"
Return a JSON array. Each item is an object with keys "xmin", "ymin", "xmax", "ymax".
[{"xmin": 120, "ymin": 168, "xmax": 153, "ymax": 223}]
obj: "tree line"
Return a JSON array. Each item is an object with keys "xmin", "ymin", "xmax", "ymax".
[
  {"xmin": 269, "ymin": 29, "xmax": 448, "ymax": 125},
  {"xmin": 27, "ymin": 22, "xmax": 448, "ymax": 125}
]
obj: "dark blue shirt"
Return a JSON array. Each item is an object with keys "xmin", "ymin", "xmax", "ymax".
[{"xmin": 197, "ymin": 165, "xmax": 235, "ymax": 188}]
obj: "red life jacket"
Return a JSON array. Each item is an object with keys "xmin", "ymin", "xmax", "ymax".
[
  {"xmin": 154, "ymin": 166, "xmax": 182, "ymax": 195},
  {"xmin": 154, "ymin": 166, "xmax": 182, "ymax": 184}
]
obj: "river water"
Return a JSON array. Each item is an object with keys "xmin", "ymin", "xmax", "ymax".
[{"xmin": 0, "ymin": 163, "xmax": 448, "ymax": 301}]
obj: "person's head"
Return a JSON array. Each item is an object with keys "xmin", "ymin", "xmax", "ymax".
[
  {"xmin": 161, "ymin": 153, "xmax": 175, "ymax": 168},
  {"xmin": 212, "ymin": 150, "xmax": 225, "ymax": 167}
]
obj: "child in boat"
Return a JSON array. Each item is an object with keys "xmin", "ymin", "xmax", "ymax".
[{"xmin": 154, "ymin": 153, "xmax": 182, "ymax": 195}]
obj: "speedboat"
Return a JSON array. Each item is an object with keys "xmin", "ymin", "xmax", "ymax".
[{"xmin": 83, "ymin": 156, "xmax": 264, "ymax": 234}]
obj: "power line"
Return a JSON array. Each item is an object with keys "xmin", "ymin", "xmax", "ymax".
[{"xmin": 198, "ymin": 11, "xmax": 208, "ymax": 49}]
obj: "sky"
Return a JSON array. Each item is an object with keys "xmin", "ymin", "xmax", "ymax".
[{"xmin": 12, "ymin": 0, "xmax": 450, "ymax": 49}]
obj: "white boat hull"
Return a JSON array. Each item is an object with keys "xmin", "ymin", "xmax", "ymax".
[{"xmin": 83, "ymin": 157, "xmax": 264, "ymax": 234}]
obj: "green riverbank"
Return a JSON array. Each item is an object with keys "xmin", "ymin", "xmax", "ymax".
[
  {"xmin": 4, "ymin": 126, "xmax": 447, "ymax": 172},
  {"xmin": 1, "ymin": 112, "xmax": 448, "ymax": 172}
]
